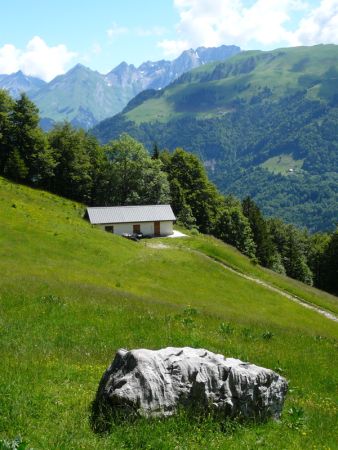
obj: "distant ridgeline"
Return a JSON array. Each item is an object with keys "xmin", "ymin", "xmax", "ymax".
[
  {"xmin": 0, "ymin": 86, "xmax": 337, "ymax": 295},
  {"xmin": 0, "ymin": 45, "xmax": 240, "ymax": 130},
  {"xmin": 92, "ymin": 45, "xmax": 338, "ymax": 233}
]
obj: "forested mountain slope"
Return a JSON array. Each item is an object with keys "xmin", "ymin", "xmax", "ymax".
[{"xmin": 92, "ymin": 45, "xmax": 338, "ymax": 232}]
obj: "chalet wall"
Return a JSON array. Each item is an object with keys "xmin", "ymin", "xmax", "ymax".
[{"xmin": 96, "ymin": 221, "xmax": 173, "ymax": 236}]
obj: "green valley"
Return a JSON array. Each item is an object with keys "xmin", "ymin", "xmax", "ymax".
[
  {"xmin": 0, "ymin": 177, "xmax": 337, "ymax": 449},
  {"xmin": 92, "ymin": 45, "xmax": 338, "ymax": 232}
]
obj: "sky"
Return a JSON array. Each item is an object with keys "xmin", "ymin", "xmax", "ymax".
[{"xmin": 1, "ymin": 0, "xmax": 338, "ymax": 81}]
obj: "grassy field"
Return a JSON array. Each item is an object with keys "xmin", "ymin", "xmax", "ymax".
[
  {"xmin": 165, "ymin": 230, "xmax": 338, "ymax": 316},
  {"xmin": 261, "ymin": 154, "xmax": 304, "ymax": 175},
  {"xmin": 0, "ymin": 177, "xmax": 337, "ymax": 449}
]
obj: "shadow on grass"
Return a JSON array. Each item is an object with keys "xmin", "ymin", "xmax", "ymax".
[
  {"xmin": 89, "ymin": 391, "xmax": 268, "ymax": 438},
  {"xmin": 90, "ymin": 394, "xmax": 140, "ymax": 434}
]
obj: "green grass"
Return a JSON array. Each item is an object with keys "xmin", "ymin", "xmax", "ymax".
[
  {"xmin": 166, "ymin": 230, "xmax": 338, "ymax": 315},
  {"xmin": 261, "ymin": 154, "xmax": 304, "ymax": 175},
  {"xmin": 121, "ymin": 45, "xmax": 338, "ymax": 125},
  {"xmin": 0, "ymin": 177, "xmax": 337, "ymax": 449},
  {"xmin": 125, "ymin": 93, "xmax": 178, "ymax": 125}
]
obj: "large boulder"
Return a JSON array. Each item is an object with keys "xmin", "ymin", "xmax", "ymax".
[{"xmin": 92, "ymin": 347, "xmax": 287, "ymax": 426}]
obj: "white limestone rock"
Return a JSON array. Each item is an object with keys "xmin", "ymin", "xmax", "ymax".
[{"xmin": 95, "ymin": 347, "xmax": 288, "ymax": 421}]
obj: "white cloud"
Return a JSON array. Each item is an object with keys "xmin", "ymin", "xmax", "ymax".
[
  {"xmin": 0, "ymin": 36, "xmax": 76, "ymax": 81},
  {"xmin": 293, "ymin": 0, "xmax": 338, "ymax": 45},
  {"xmin": 159, "ymin": 0, "xmax": 338, "ymax": 57},
  {"xmin": 0, "ymin": 44, "xmax": 21, "ymax": 74},
  {"xmin": 107, "ymin": 23, "xmax": 129, "ymax": 39},
  {"xmin": 157, "ymin": 39, "xmax": 190, "ymax": 57}
]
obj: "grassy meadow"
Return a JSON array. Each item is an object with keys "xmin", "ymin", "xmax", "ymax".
[
  {"xmin": 124, "ymin": 45, "xmax": 338, "ymax": 125},
  {"xmin": 260, "ymin": 154, "xmax": 304, "ymax": 176},
  {"xmin": 0, "ymin": 176, "xmax": 337, "ymax": 449}
]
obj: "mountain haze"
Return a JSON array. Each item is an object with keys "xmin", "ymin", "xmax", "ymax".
[
  {"xmin": 30, "ymin": 64, "xmax": 129, "ymax": 129},
  {"xmin": 0, "ymin": 45, "xmax": 240, "ymax": 129},
  {"xmin": 0, "ymin": 71, "xmax": 46, "ymax": 98},
  {"xmin": 106, "ymin": 45, "xmax": 240, "ymax": 92},
  {"xmin": 92, "ymin": 45, "xmax": 338, "ymax": 232}
]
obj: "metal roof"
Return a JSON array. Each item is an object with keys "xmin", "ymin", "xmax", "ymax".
[{"xmin": 86, "ymin": 204, "xmax": 176, "ymax": 225}]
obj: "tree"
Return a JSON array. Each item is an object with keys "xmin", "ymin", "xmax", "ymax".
[
  {"xmin": 9, "ymin": 93, "xmax": 55, "ymax": 184},
  {"xmin": 104, "ymin": 134, "xmax": 170, "ymax": 205},
  {"xmin": 213, "ymin": 205, "xmax": 256, "ymax": 258},
  {"xmin": 0, "ymin": 89, "xmax": 15, "ymax": 174},
  {"xmin": 48, "ymin": 123, "xmax": 93, "ymax": 202},
  {"xmin": 168, "ymin": 177, "xmax": 186, "ymax": 215},
  {"xmin": 86, "ymin": 136, "xmax": 109, "ymax": 206},
  {"xmin": 285, "ymin": 231, "xmax": 313, "ymax": 284},
  {"xmin": 242, "ymin": 196, "xmax": 276, "ymax": 267},
  {"xmin": 4, "ymin": 148, "xmax": 28, "ymax": 181},
  {"xmin": 269, "ymin": 219, "xmax": 313, "ymax": 285},
  {"xmin": 307, "ymin": 232, "xmax": 330, "ymax": 289},
  {"xmin": 161, "ymin": 148, "xmax": 222, "ymax": 233},
  {"xmin": 151, "ymin": 142, "xmax": 160, "ymax": 160},
  {"xmin": 320, "ymin": 228, "xmax": 338, "ymax": 294},
  {"xmin": 177, "ymin": 204, "xmax": 197, "ymax": 230}
]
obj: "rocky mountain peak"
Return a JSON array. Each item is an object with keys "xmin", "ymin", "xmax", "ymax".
[{"xmin": 0, "ymin": 43, "xmax": 241, "ymax": 128}]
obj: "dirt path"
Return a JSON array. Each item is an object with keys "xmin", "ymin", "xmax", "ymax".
[{"xmin": 196, "ymin": 251, "xmax": 338, "ymax": 323}]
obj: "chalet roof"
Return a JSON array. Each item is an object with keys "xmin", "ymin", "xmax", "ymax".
[{"xmin": 86, "ymin": 204, "xmax": 176, "ymax": 225}]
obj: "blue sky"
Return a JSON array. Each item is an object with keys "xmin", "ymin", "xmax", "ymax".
[{"xmin": 1, "ymin": 0, "xmax": 337, "ymax": 81}]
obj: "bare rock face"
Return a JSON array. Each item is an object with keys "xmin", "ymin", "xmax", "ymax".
[{"xmin": 93, "ymin": 347, "xmax": 288, "ymax": 425}]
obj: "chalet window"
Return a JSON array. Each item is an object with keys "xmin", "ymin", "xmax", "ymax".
[
  {"xmin": 105, "ymin": 225, "xmax": 114, "ymax": 233},
  {"xmin": 133, "ymin": 224, "xmax": 141, "ymax": 234}
]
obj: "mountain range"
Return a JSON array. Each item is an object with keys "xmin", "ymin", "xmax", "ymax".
[
  {"xmin": 0, "ymin": 70, "xmax": 46, "ymax": 98},
  {"xmin": 0, "ymin": 45, "xmax": 240, "ymax": 129},
  {"xmin": 91, "ymin": 44, "xmax": 338, "ymax": 232}
]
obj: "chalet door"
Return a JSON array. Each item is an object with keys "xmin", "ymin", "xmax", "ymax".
[
  {"xmin": 154, "ymin": 221, "xmax": 161, "ymax": 236},
  {"xmin": 133, "ymin": 224, "xmax": 141, "ymax": 234}
]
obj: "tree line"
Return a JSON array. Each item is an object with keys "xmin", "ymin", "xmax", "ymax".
[
  {"xmin": 92, "ymin": 90, "xmax": 338, "ymax": 232},
  {"xmin": 0, "ymin": 90, "xmax": 337, "ymax": 296}
]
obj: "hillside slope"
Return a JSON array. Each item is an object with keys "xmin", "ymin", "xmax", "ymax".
[
  {"xmin": 0, "ymin": 177, "xmax": 337, "ymax": 449},
  {"xmin": 92, "ymin": 45, "xmax": 338, "ymax": 232},
  {"xmin": 30, "ymin": 64, "xmax": 130, "ymax": 130},
  {"xmin": 0, "ymin": 45, "xmax": 240, "ymax": 130}
]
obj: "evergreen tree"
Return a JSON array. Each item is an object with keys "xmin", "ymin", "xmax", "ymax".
[
  {"xmin": 242, "ymin": 196, "xmax": 276, "ymax": 267},
  {"xmin": 307, "ymin": 232, "xmax": 330, "ymax": 289},
  {"xmin": 213, "ymin": 206, "xmax": 256, "ymax": 258},
  {"xmin": 267, "ymin": 218, "xmax": 314, "ymax": 283},
  {"xmin": 0, "ymin": 89, "xmax": 14, "ymax": 174},
  {"xmin": 321, "ymin": 228, "xmax": 338, "ymax": 294},
  {"xmin": 269, "ymin": 251, "xmax": 286, "ymax": 275},
  {"xmin": 9, "ymin": 93, "xmax": 55, "ymax": 184},
  {"xmin": 151, "ymin": 142, "xmax": 160, "ymax": 160},
  {"xmin": 284, "ymin": 229, "xmax": 313, "ymax": 285}
]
